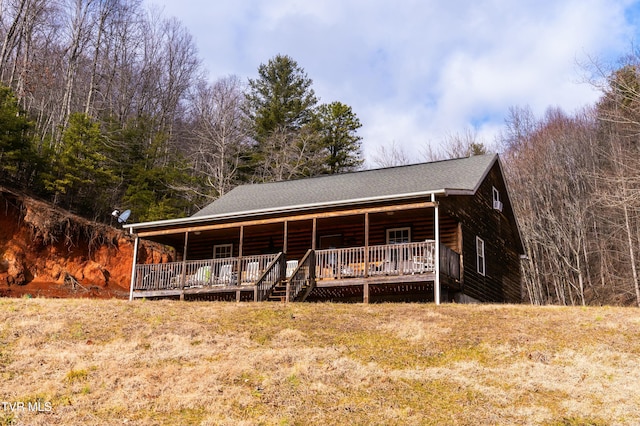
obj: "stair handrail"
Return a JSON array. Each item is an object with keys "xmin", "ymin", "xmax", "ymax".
[
  {"xmin": 287, "ymin": 249, "xmax": 315, "ymax": 302},
  {"xmin": 254, "ymin": 252, "xmax": 284, "ymax": 301}
]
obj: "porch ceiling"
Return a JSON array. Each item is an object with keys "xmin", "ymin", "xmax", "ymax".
[{"xmin": 142, "ymin": 220, "xmax": 316, "ymax": 249}]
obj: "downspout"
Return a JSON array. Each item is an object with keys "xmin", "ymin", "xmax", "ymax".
[
  {"xmin": 432, "ymin": 193, "xmax": 441, "ymax": 305},
  {"xmin": 128, "ymin": 234, "xmax": 139, "ymax": 301}
]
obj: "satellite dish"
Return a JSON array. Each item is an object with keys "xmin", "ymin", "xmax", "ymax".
[{"xmin": 117, "ymin": 209, "xmax": 131, "ymax": 224}]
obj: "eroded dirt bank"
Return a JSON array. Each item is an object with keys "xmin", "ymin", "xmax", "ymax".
[{"xmin": 0, "ymin": 187, "xmax": 173, "ymax": 298}]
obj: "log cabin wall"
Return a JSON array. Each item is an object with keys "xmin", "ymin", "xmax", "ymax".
[
  {"xmin": 440, "ymin": 162, "xmax": 522, "ymax": 303},
  {"xmin": 186, "ymin": 224, "xmax": 287, "ymax": 260},
  {"xmin": 183, "ymin": 207, "xmax": 461, "ymax": 263}
]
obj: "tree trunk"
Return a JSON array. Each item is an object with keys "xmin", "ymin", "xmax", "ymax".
[{"xmin": 622, "ymin": 193, "xmax": 640, "ymax": 306}]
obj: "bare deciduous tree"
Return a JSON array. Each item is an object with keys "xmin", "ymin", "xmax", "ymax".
[
  {"xmin": 251, "ymin": 125, "xmax": 323, "ymax": 182},
  {"xmin": 188, "ymin": 75, "xmax": 248, "ymax": 198},
  {"xmin": 371, "ymin": 141, "xmax": 411, "ymax": 168},
  {"xmin": 501, "ymin": 107, "xmax": 601, "ymax": 306},
  {"xmin": 422, "ymin": 128, "xmax": 489, "ymax": 162}
]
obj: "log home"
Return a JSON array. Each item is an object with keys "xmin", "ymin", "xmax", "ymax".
[{"xmin": 124, "ymin": 154, "xmax": 524, "ymax": 303}]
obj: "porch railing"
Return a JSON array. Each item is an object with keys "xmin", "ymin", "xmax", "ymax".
[
  {"xmin": 133, "ymin": 242, "xmax": 460, "ymax": 295},
  {"xmin": 135, "ymin": 261, "xmax": 185, "ymax": 291},
  {"xmin": 315, "ymin": 241, "xmax": 437, "ymax": 280},
  {"xmin": 255, "ymin": 253, "xmax": 285, "ymax": 301},
  {"xmin": 287, "ymin": 249, "xmax": 315, "ymax": 301},
  {"xmin": 238, "ymin": 254, "xmax": 282, "ymax": 285},
  {"xmin": 134, "ymin": 253, "xmax": 279, "ymax": 291}
]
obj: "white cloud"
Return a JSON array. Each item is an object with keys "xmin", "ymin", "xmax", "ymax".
[{"xmin": 147, "ymin": 0, "xmax": 640, "ymax": 162}]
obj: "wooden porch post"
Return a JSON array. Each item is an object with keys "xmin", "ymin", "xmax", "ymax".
[
  {"xmin": 363, "ymin": 213, "xmax": 370, "ymax": 304},
  {"xmin": 128, "ymin": 235, "xmax": 139, "ymax": 301},
  {"xmin": 364, "ymin": 213, "xmax": 369, "ymax": 278},
  {"xmin": 311, "ymin": 218, "xmax": 317, "ymax": 291},
  {"xmin": 283, "ymin": 220, "xmax": 288, "ymax": 254},
  {"xmin": 432, "ymin": 194, "xmax": 441, "ymax": 305},
  {"xmin": 312, "ymin": 218, "xmax": 317, "ymax": 250},
  {"xmin": 283, "ymin": 220, "xmax": 289, "ymax": 302},
  {"xmin": 180, "ymin": 232, "xmax": 189, "ymax": 301},
  {"xmin": 237, "ymin": 226, "xmax": 244, "ymax": 302},
  {"xmin": 457, "ymin": 222, "xmax": 463, "ymax": 284}
]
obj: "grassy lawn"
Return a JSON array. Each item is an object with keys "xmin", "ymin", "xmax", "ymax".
[{"xmin": 0, "ymin": 299, "xmax": 639, "ymax": 425}]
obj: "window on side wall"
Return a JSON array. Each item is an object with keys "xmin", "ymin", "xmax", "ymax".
[{"xmin": 476, "ymin": 237, "xmax": 485, "ymax": 276}]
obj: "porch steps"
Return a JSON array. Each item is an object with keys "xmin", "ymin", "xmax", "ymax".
[
  {"xmin": 267, "ymin": 281, "xmax": 288, "ymax": 302},
  {"xmin": 266, "ymin": 279, "xmax": 315, "ymax": 302}
]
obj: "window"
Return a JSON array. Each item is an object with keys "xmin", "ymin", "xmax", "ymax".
[
  {"xmin": 492, "ymin": 187, "xmax": 500, "ymax": 204},
  {"xmin": 492, "ymin": 187, "xmax": 503, "ymax": 212},
  {"xmin": 387, "ymin": 227, "xmax": 411, "ymax": 245},
  {"xmin": 319, "ymin": 234, "xmax": 342, "ymax": 249},
  {"xmin": 476, "ymin": 237, "xmax": 485, "ymax": 276},
  {"xmin": 213, "ymin": 244, "xmax": 233, "ymax": 259}
]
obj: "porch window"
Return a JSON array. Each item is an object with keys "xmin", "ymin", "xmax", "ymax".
[
  {"xmin": 213, "ymin": 244, "xmax": 233, "ymax": 259},
  {"xmin": 476, "ymin": 237, "xmax": 485, "ymax": 276},
  {"xmin": 319, "ymin": 234, "xmax": 342, "ymax": 249},
  {"xmin": 387, "ymin": 227, "xmax": 411, "ymax": 245}
]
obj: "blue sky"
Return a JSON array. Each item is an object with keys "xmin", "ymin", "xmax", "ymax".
[{"xmin": 147, "ymin": 0, "xmax": 640, "ymax": 164}]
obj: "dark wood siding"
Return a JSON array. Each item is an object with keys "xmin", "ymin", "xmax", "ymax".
[
  {"xmin": 185, "ymin": 207, "xmax": 461, "ymax": 264},
  {"xmin": 440, "ymin": 162, "xmax": 522, "ymax": 303}
]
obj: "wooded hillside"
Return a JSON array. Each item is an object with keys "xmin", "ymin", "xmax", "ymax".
[
  {"xmin": 499, "ymin": 57, "xmax": 640, "ymax": 307},
  {"xmin": 0, "ymin": 0, "xmax": 363, "ymax": 223}
]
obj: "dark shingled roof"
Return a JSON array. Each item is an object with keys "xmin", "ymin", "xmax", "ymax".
[{"xmin": 192, "ymin": 154, "xmax": 498, "ymax": 218}]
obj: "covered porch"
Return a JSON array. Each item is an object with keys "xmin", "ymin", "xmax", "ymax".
[{"xmin": 128, "ymin": 199, "xmax": 462, "ymax": 303}]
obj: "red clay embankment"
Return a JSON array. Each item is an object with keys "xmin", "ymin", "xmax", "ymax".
[{"xmin": 0, "ymin": 187, "xmax": 172, "ymax": 298}]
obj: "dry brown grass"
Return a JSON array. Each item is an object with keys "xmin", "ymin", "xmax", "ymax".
[{"xmin": 1, "ymin": 299, "xmax": 639, "ymax": 425}]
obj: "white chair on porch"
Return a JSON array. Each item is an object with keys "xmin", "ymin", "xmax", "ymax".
[
  {"xmin": 244, "ymin": 261, "xmax": 260, "ymax": 283},
  {"xmin": 186, "ymin": 265, "xmax": 212, "ymax": 288},
  {"xmin": 217, "ymin": 264, "xmax": 235, "ymax": 285},
  {"xmin": 286, "ymin": 260, "xmax": 298, "ymax": 278}
]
